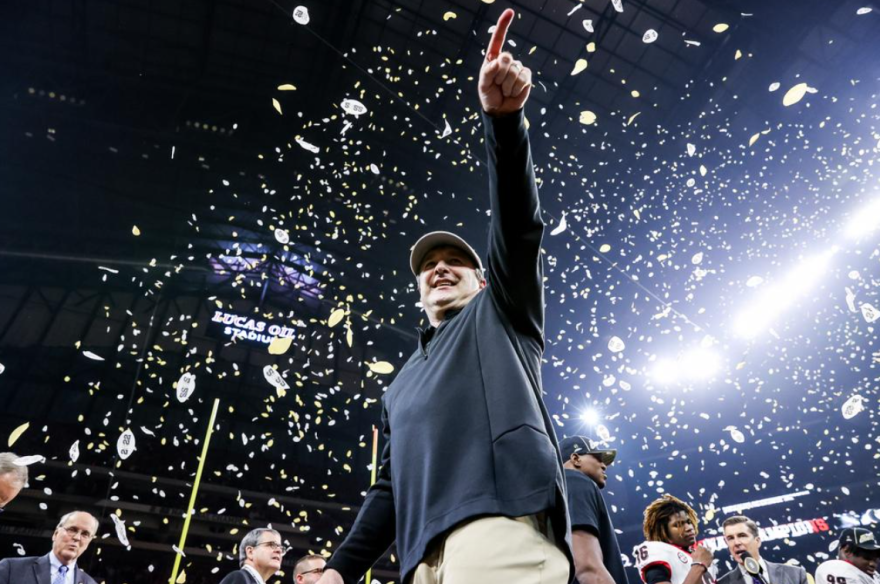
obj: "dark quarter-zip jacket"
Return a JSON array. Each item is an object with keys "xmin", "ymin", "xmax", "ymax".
[{"xmin": 325, "ymin": 109, "xmax": 574, "ymax": 583}]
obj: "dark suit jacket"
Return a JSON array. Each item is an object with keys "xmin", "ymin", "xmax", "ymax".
[
  {"xmin": 0, "ymin": 553, "xmax": 98, "ymax": 584},
  {"xmin": 218, "ymin": 568, "xmax": 260, "ymax": 584},
  {"xmin": 718, "ymin": 560, "xmax": 808, "ymax": 584}
]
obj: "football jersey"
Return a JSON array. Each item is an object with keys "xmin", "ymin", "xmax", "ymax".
[
  {"xmin": 633, "ymin": 541, "xmax": 717, "ymax": 584},
  {"xmin": 815, "ymin": 560, "xmax": 876, "ymax": 584}
]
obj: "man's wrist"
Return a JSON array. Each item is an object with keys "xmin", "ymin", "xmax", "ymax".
[{"xmin": 691, "ymin": 562, "xmax": 708, "ymax": 572}]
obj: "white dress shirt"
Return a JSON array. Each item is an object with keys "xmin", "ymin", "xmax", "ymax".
[{"xmin": 49, "ymin": 553, "xmax": 76, "ymax": 584}]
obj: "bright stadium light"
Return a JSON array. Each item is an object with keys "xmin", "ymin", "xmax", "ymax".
[
  {"xmin": 845, "ymin": 198, "xmax": 880, "ymax": 240},
  {"xmin": 680, "ymin": 347, "xmax": 721, "ymax": 380},
  {"xmin": 580, "ymin": 408, "xmax": 601, "ymax": 426},
  {"xmin": 734, "ymin": 249, "xmax": 836, "ymax": 338}
]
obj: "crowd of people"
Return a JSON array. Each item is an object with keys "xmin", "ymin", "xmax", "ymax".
[{"xmin": 1, "ymin": 8, "xmax": 878, "ymax": 584}]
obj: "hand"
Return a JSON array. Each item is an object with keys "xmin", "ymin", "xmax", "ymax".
[
  {"xmin": 315, "ymin": 568, "xmax": 344, "ymax": 584},
  {"xmin": 479, "ymin": 9, "xmax": 532, "ymax": 116},
  {"xmin": 691, "ymin": 545, "xmax": 713, "ymax": 566}
]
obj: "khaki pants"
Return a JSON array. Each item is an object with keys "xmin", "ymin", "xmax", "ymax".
[{"xmin": 409, "ymin": 515, "xmax": 570, "ymax": 584}]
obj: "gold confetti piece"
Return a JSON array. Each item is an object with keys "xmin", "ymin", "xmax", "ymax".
[
  {"xmin": 346, "ymin": 327, "xmax": 353, "ymax": 348},
  {"xmin": 176, "ymin": 570, "xmax": 186, "ymax": 583},
  {"xmin": 481, "ymin": 0, "xmax": 495, "ymax": 3},
  {"xmin": 782, "ymin": 82, "xmax": 814, "ymax": 106},
  {"xmin": 8, "ymin": 422, "xmax": 29, "ymax": 447},
  {"xmin": 268, "ymin": 337, "xmax": 293, "ymax": 355},
  {"xmin": 734, "ymin": 49, "xmax": 742, "ymax": 60},
  {"xmin": 367, "ymin": 361, "xmax": 395, "ymax": 375},
  {"xmin": 328, "ymin": 308, "xmax": 346, "ymax": 328},
  {"xmin": 443, "ymin": 11, "xmax": 457, "ymax": 21},
  {"xmin": 627, "ymin": 112, "xmax": 641, "ymax": 126},
  {"xmin": 748, "ymin": 132, "xmax": 761, "ymax": 147},
  {"xmin": 132, "ymin": 226, "xmax": 141, "ymax": 236},
  {"xmin": 713, "ymin": 23, "xmax": 729, "ymax": 33},
  {"xmin": 272, "ymin": 98, "xmax": 283, "ymax": 115},
  {"xmin": 586, "ymin": 42, "xmax": 596, "ymax": 53},
  {"xmin": 277, "ymin": 84, "xmax": 296, "ymax": 91},
  {"xmin": 571, "ymin": 58, "xmax": 588, "ymax": 75},
  {"xmin": 631, "ymin": 90, "xmax": 640, "ymax": 98},
  {"xmin": 578, "ymin": 110, "xmax": 597, "ymax": 125},
  {"xmin": 599, "ymin": 244, "xmax": 611, "ymax": 253}
]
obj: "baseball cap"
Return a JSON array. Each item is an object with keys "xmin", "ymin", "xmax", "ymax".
[
  {"xmin": 558, "ymin": 436, "xmax": 617, "ymax": 465},
  {"xmin": 409, "ymin": 231, "xmax": 484, "ymax": 276},
  {"xmin": 839, "ymin": 527, "xmax": 880, "ymax": 551}
]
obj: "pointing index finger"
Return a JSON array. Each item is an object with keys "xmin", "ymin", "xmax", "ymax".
[{"xmin": 486, "ymin": 8, "xmax": 514, "ymax": 62}]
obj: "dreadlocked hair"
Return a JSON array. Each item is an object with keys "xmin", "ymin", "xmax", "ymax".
[{"xmin": 642, "ymin": 494, "xmax": 700, "ymax": 542}]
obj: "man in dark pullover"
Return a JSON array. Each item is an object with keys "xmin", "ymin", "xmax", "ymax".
[{"xmin": 320, "ymin": 9, "xmax": 573, "ymax": 584}]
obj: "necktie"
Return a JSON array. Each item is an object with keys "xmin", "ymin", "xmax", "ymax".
[
  {"xmin": 52, "ymin": 565, "xmax": 68, "ymax": 584},
  {"xmin": 752, "ymin": 576, "xmax": 763, "ymax": 584}
]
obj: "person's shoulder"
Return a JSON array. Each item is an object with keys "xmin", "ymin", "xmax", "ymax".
[
  {"xmin": 219, "ymin": 569, "xmax": 251, "ymax": 584},
  {"xmin": 79, "ymin": 569, "xmax": 100, "ymax": 584},
  {"xmin": 772, "ymin": 561, "xmax": 807, "ymax": 574},
  {"xmin": 717, "ymin": 568, "xmax": 740, "ymax": 584},
  {"xmin": 564, "ymin": 468, "xmax": 600, "ymax": 490},
  {"xmin": 0, "ymin": 555, "xmax": 40, "ymax": 567}
]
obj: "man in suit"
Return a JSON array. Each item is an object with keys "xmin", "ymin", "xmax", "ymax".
[
  {"xmin": 0, "ymin": 452, "xmax": 28, "ymax": 513},
  {"xmin": 293, "ymin": 554, "xmax": 326, "ymax": 584},
  {"xmin": 219, "ymin": 527, "xmax": 285, "ymax": 584},
  {"xmin": 0, "ymin": 510, "xmax": 100, "ymax": 584},
  {"xmin": 718, "ymin": 515, "xmax": 808, "ymax": 584}
]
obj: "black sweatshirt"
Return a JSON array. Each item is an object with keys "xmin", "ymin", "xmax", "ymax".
[{"xmin": 325, "ymin": 109, "xmax": 574, "ymax": 583}]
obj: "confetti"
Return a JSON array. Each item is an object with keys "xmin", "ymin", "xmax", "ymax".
[
  {"xmin": 842, "ymin": 395, "xmax": 866, "ymax": 419},
  {"xmin": 263, "ymin": 365, "xmax": 290, "ymax": 391},
  {"xmin": 268, "ymin": 336, "xmax": 293, "ymax": 355},
  {"xmin": 341, "ymin": 98, "xmax": 367, "ymax": 117},
  {"xmin": 176, "ymin": 372, "xmax": 196, "ymax": 403},
  {"xmin": 277, "ymin": 84, "xmax": 297, "ymax": 91},
  {"xmin": 272, "ymin": 98, "xmax": 282, "ymax": 115},
  {"xmin": 132, "ymin": 225, "xmax": 141, "ymax": 236},
  {"xmin": 367, "ymin": 361, "xmax": 395, "ymax": 374},
  {"xmin": 117, "ymin": 428, "xmax": 136, "ymax": 460},
  {"xmin": 856, "ymin": 7, "xmax": 872, "ymax": 14},
  {"xmin": 274, "ymin": 228, "xmax": 290, "ymax": 244},
  {"xmin": 295, "ymin": 137, "xmax": 320, "ymax": 153},
  {"xmin": 111, "ymin": 514, "xmax": 131, "ymax": 547},
  {"xmin": 582, "ymin": 20, "xmax": 594, "ymax": 33},
  {"xmin": 83, "ymin": 350, "xmax": 104, "ymax": 361},
  {"xmin": 7, "ymin": 422, "xmax": 29, "ymax": 447},
  {"xmin": 292, "ymin": 6, "xmax": 309, "ymax": 25},
  {"xmin": 578, "ymin": 110, "xmax": 597, "ymax": 125},
  {"xmin": 69, "ymin": 440, "xmax": 80, "ymax": 463},
  {"xmin": 328, "ymin": 308, "xmax": 346, "ymax": 328},
  {"xmin": 550, "ymin": 213, "xmax": 568, "ymax": 236},
  {"xmin": 611, "ymin": 0, "xmax": 623, "ymax": 13},
  {"xmin": 13, "ymin": 455, "xmax": 45, "ymax": 466},
  {"xmin": 571, "ymin": 59, "xmax": 588, "ymax": 76},
  {"xmin": 642, "ymin": 29, "xmax": 658, "ymax": 44},
  {"xmin": 608, "ymin": 336, "xmax": 625, "ymax": 352},
  {"xmin": 442, "ymin": 11, "xmax": 457, "ymax": 21},
  {"xmin": 859, "ymin": 303, "xmax": 879, "ymax": 323},
  {"xmin": 782, "ymin": 82, "xmax": 817, "ymax": 106},
  {"xmin": 713, "ymin": 23, "xmax": 729, "ymax": 33},
  {"xmin": 768, "ymin": 82, "xmax": 780, "ymax": 92}
]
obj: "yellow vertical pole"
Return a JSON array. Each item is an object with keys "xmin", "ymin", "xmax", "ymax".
[
  {"xmin": 169, "ymin": 398, "xmax": 221, "ymax": 584},
  {"xmin": 364, "ymin": 425, "xmax": 380, "ymax": 584}
]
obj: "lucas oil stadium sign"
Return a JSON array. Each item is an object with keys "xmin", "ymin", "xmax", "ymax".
[{"xmin": 208, "ymin": 310, "xmax": 296, "ymax": 345}]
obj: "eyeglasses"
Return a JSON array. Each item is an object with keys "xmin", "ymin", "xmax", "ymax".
[
  {"xmin": 253, "ymin": 541, "xmax": 290, "ymax": 555},
  {"xmin": 300, "ymin": 567, "xmax": 325, "ymax": 576},
  {"xmin": 59, "ymin": 526, "xmax": 93, "ymax": 540}
]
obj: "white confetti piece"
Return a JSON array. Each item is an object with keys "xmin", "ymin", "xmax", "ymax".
[
  {"xmin": 686, "ymin": 143, "xmax": 696, "ymax": 157},
  {"xmin": 0, "ymin": 363, "xmax": 4, "ymax": 375},
  {"xmin": 550, "ymin": 213, "xmax": 568, "ymax": 236},
  {"xmin": 582, "ymin": 19, "xmax": 594, "ymax": 33},
  {"xmin": 746, "ymin": 276, "xmax": 764, "ymax": 287},
  {"xmin": 845, "ymin": 287, "xmax": 857, "ymax": 313},
  {"xmin": 292, "ymin": 6, "xmax": 310, "ymax": 25},
  {"xmin": 725, "ymin": 426, "xmax": 746, "ymax": 443},
  {"xmin": 860, "ymin": 303, "xmax": 879, "ymax": 322},
  {"xmin": 856, "ymin": 7, "xmax": 872, "ymax": 15},
  {"xmin": 440, "ymin": 119, "xmax": 452, "ymax": 138},
  {"xmin": 642, "ymin": 29, "xmax": 658, "ymax": 44},
  {"xmin": 263, "ymin": 365, "xmax": 290, "ymax": 391},
  {"xmin": 768, "ymin": 81, "xmax": 780, "ymax": 92},
  {"xmin": 172, "ymin": 544, "xmax": 186, "ymax": 557},
  {"xmin": 608, "ymin": 336, "xmax": 625, "ymax": 352},
  {"xmin": 176, "ymin": 372, "xmax": 196, "ymax": 403},
  {"xmin": 13, "ymin": 543, "xmax": 25, "ymax": 556},
  {"xmin": 13, "ymin": 455, "xmax": 45, "ymax": 466},
  {"xmin": 611, "ymin": 0, "xmax": 623, "ymax": 13},
  {"xmin": 842, "ymin": 395, "xmax": 866, "ymax": 419},
  {"xmin": 596, "ymin": 425, "xmax": 611, "ymax": 442},
  {"xmin": 274, "ymin": 228, "xmax": 290, "ymax": 244},
  {"xmin": 111, "ymin": 514, "xmax": 131, "ymax": 547},
  {"xmin": 117, "ymin": 428, "xmax": 136, "ymax": 460},
  {"xmin": 369, "ymin": 163, "xmax": 380, "ymax": 175},
  {"xmin": 684, "ymin": 39, "xmax": 701, "ymax": 47},
  {"xmin": 341, "ymin": 98, "xmax": 367, "ymax": 117},
  {"xmin": 69, "ymin": 440, "xmax": 80, "ymax": 463},
  {"xmin": 691, "ymin": 252, "xmax": 703, "ymax": 265},
  {"xmin": 83, "ymin": 351, "xmax": 105, "ymax": 361},
  {"xmin": 295, "ymin": 137, "xmax": 320, "ymax": 154}
]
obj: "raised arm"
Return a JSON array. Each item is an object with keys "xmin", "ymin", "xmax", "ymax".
[
  {"xmin": 479, "ymin": 10, "xmax": 544, "ymax": 337},
  {"xmin": 319, "ymin": 405, "xmax": 397, "ymax": 584}
]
